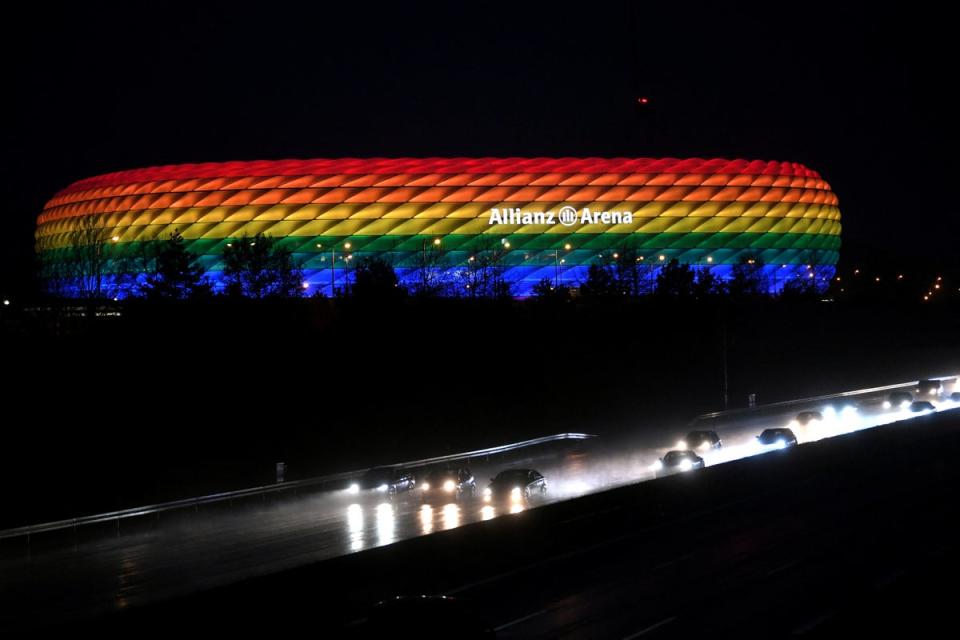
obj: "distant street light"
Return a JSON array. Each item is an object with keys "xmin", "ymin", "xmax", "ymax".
[
  {"xmin": 328, "ymin": 240, "xmax": 353, "ymax": 295},
  {"xmin": 554, "ymin": 243, "xmax": 573, "ymax": 287},
  {"xmin": 422, "ymin": 237, "xmax": 440, "ymax": 263},
  {"xmin": 420, "ymin": 237, "xmax": 441, "ymax": 291}
]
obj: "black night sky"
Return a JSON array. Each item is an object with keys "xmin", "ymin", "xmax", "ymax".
[{"xmin": 3, "ymin": 2, "xmax": 956, "ymax": 296}]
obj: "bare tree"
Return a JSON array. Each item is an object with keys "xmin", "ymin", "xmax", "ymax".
[
  {"xmin": 37, "ymin": 215, "xmax": 136, "ymax": 299},
  {"xmin": 222, "ymin": 233, "xmax": 304, "ymax": 298},
  {"xmin": 611, "ymin": 246, "xmax": 645, "ymax": 297},
  {"xmin": 409, "ymin": 238, "xmax": 452, "ymax": 297},
  {"xmin": 458, "ymin": 237, "xmax": 512, "ymax": 298}
]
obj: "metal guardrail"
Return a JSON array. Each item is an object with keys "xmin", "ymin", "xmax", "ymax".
[
  {"xmin": 0, "ymin": 432, "xmax": 596, "ymax": 543},
  {"xmin": 691, "ymin": 374, "xmax": 957, "ymax": 423}
]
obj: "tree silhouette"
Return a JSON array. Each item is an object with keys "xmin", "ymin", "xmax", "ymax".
[
  {"xmin": 580, "ymin": 263, "xmax": 619, "ymax": 298},
  {"xmin": 222, "ymin": 233, "xmax": 303, "ymax": 298},
  {"xmin": 780, "ymin": 273, "xmax": 821, "ymax": 300},
  {"xmin": 409, "ymin": 239, "xmax": 449, "ymax": 297},
  {"xmin": 352, "ymin": 256, "xmax": 404, "ymax": 300},
  {"xmin": 728, "ymin": 256, "xmax": 769, "ymax": 299},
  {"xmin": 612, "ymin": 247, "xmax": 645, "ymax": 297},
  {"xmin": 37, "ymin": 215, "xmax": 140, "ymax": 300},
  {"xmin": 140, "ymin": 230, "xmax": 211, "ymax": 300},
  {"xmin": 693, "ymin": 268, "xmax": 724, "ymax": 299},
  {"xmin": 531, "ymin": 277, "xmax": 572, "ymax": 301},
  {"xmin": 459, "ymin": 239, "xmax": 512, "ymax": 299},
  {"xmin": 655, "ymin": 259, "xmax": 695, "ymax": 298}
]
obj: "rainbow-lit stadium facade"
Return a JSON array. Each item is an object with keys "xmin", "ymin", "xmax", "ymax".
[{"xmin": 36, "ymin": 158, "xmax": 840, "ymax": 296}]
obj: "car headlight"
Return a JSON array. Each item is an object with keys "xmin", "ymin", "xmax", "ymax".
[
  {"xmin": 698, "ymin": 441, "xmax": 711, "ymax": 451},
  {"xmin": 483, "ymin": 487, "xmax": 492, "ymax": 502},
  {"xmin": 900, "ymin": 401, "xmax": 910, "ymax": 409},
  {"xmin": 510, "ymin": 487, "xmax": 522, "ymax": 501},
  {"xmin": 348, "ymin": 483, "xmax": 359, "ymax": 494},
  {"xmin": 676, "ymin": 440, "xmax": 687, "ymax": 450},
  {"xmin": 421, "ymin": 482, "xmax": 430, "ymax": 491},
  {"xmin": 443, "ymin": 480, "xmax": 456, "ymax": 492},
  {"xmin": 679, "ymin": 459, "xmax": 693, "ymax": 472},
  {"xmin": 883, "ymin": 401, "xmax": 891, "ymax": 409},
  {"xmin": 651, "ymin": 460, "xmax": 663, "ymax": 471},
  {"xmin": 377, "ymin": 484, "xmax": 389, "ymax": 492},
  {"xmin": 775, "ymin": 439, "xmax": 786, "ymax": 449},
  {"xmin": 788, "ymin": 420, "xmax": 798, "ymax": 429},
  {"xmin": 930, "ymin": 389, "xmax": 937, "ymax": 395}
]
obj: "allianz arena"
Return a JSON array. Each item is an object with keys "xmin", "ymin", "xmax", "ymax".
[{"xmin": 36, "ymin": 157, "xmax": 840, "ymax": 296}]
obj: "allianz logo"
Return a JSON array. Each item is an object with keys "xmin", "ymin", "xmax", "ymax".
[{"xmin": 488, "ymin": 206, "xmax": 634, "ymax": 227}]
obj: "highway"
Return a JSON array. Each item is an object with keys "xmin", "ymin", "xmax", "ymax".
[
  {"xmin": 0, "ymin": 375, "xmax": 957, "ymax": 633},
  {"xmin": 422, "ymin": 408, "xmax": 960, "ymax": 639}
]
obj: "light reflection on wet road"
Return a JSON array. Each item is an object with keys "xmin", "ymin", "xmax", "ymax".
[
  {"xmin": 0, "ymin": 460, "xmax": 567, "ymax": 631},
  {"xmin": 1, "ymin": 387, "xmax": 957, "ymax": 631}
]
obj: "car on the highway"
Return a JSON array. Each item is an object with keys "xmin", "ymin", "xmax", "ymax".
[
  {"xmin": 652, "ymin": 450, "xmax": 705, "ymax": 477},
  {"xmin": 789, "ymin": 411, "xmax": 823, "ymax": 429},
  {"xmin": 908, "ymin": 400, "xmax": 936, "ymax": 413},
  {"xmin": 828, "ymin": 402, "xmax": 861, "ymax": 425},
  {"xmin": 884, "ymin": 391, "xmax": 914, "ymax": 410},
  {"xmin": 917, "ymin": 379, "xmax": 942, "ymax": 398},
  {"xmin": 349, "ymin": 467, "xmax": 416, "ymax": 495},
  {"xmin": 757, "ymin": 427, "xmax": 798, "ymax": 448},
  {"xmin": 420, "ymin": 467, "xmax": 476, "ymax": 502},
  {"xmin": 483, "ymin": 469, "xmax": 547, "ymax": 503},
  {"xmin": 835, "ymin": 401, "xmax": 860, "ymax": 415},
  {"xmin": 678, "ymin": 430, "xmax": 722, "ymax": 452}
]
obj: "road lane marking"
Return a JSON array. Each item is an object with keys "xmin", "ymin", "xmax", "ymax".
[
  {"xmin": 792, "ymin": 610, "xmax": 834, "ymax": 635},
  {"xmin": 872, "ymin": 569, "xmax": 905, "ymax": 591},
  {"xmin": 493, "ymin": 607, "xmax": 551, "ymax": 631},
  {"xmin": 652, "ymin": 553, "xmax": 692, "ymax": 571},
  {"xmin": 621, "ymin": 615, "xmax": 677, "ymax": 638},
  {"xmin": 766, "ymin": 558, "xmax": 802, "ymax": 577}
]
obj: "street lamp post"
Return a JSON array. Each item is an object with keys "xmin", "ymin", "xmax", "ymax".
[
  {"xmin": 420, "ymin": 237, "xmax": 441, "ymax": 293},
  {"xmin": 422, "ymin": 237, "xmax": 441, "ymax": 263},
  {"xmin": 554, "ymin": 243, "xmax": 572, "ymax": 288},
  {"xmin": 94, "ymin": 234, "xmax": 121, "ymax": 299},
  {"xmin": 319, "ymin": 241, "xmax": 350, "ymax": 296}
]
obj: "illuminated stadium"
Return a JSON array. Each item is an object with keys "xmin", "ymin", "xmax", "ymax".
[{"xmin": 35, "ymin": 158, "xmax": 841, "ymax": 296}]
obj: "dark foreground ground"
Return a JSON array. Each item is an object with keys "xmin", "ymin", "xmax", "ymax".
[
  {"xmin": 1, "ymin": 296, "xmax": 958, "ymax": 528},
  {"xmin": 62, "ymin": 406, "xmax": 960, "ymax": 639}
]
